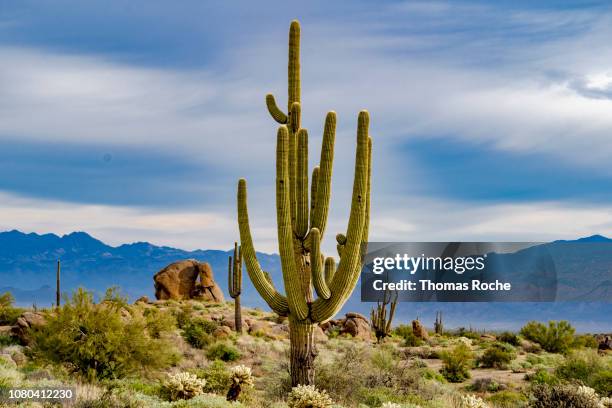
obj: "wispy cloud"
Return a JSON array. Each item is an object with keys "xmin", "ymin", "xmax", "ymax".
[{"xmin": 0, "ymin": 1, "xmax": 610, "ymax": 249}]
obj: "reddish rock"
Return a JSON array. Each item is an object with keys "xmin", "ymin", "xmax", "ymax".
[
  {"xmin": 412, "ymin": 320, "xmax": 429, "ymax": 340},
  {"xmin": 153, "ymin": 260, "xmax": 224, "ymax": 302}
]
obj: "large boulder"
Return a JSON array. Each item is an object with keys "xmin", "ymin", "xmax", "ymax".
[
  {"xmin": 153, "ymin": 260, "xmax": 224, "ymax": 302},
  {"xmin": 320, "ymin": 312, "xmax": 372, "ymax": 341}
]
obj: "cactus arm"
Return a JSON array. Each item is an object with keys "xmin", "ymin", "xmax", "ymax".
[
  {"xmin": 311, "ymin": 111, "xmax": 370, "ymax": 322},
  {"xmin": 266, "ymin": 94, "xmax": 288, "ymax": 124},
  {"xmin": 386, "ymin": 293, "xmax": 398, "ymax": 333},
  {"xmin": 310, "ymin": 166, "xmax": 319, "ymax": 225},
  {"xmin": 296, "ymin": 128, "xmax": 309, "ymax": 238},
  {"xmin": 228, "ymin": 255, "xmax": 234, "ymax": 296},
  {"xmin": 310, "ymin": 228, "xmax": 331, "ymax": 300},
  {"xmin": 310, "ymin": 111, "xmax": 336, "ymax": 237},
  {"xmin": 362, "ymin": 136, "xmax": 372, "ymax": 247},
  {"xmin": 276, "ymin": 126, "xmax": 309, "ymax": 321},
  {"xmin": 288, "ymin": 20, "xmax": 300, "ymax": 108},
  {"xmin": 324, "ymin": 257, "xmax": 336, "ymax": 287},
  {"xmin": 287, "ymin": 102, "xmax": 301, "ymax": 230},
  {"xmin": 237, "ymin": 178, "xmax": 289, "ymax": 315}
]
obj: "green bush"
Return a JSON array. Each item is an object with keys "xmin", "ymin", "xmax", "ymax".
[
  {"xmin": 440, "ymin": 343, "xmax": 473, "ymax": 382},
  {"xmin": 29, "ymin": 288, "xmax": 180, "ymax": 381},
  {"xmin": 206, "ymin": 343, "xmax": 241, "ymax": 362},
  {"xmin": 0, "ymin": 292, "xmax": 23, "ymax": 325},
  {"xmin": 529, "ymin": 384, "xmax": 603, "ymax": 408},
  {"xmin": 555, "ymin": 349, "xmax": 612, "ymax": 396},
  {"xmin": 525, "ymin": 368, "xmax": 560, "ymax": 386},
  {"xmin": 498, "ymin": 331, "xmax": 520, "ymax": 346},
  {"xmin": 182, "ymin": 318, "xmax": 218, "ymax": 349},
  {"xmin": 572, "ymin": 334, "xmax": 599, "ymax": 349},
  {"xmin": 143, "ymin": 307, "xmax": 177, "ymax": 338},
  {"xmin": 486, "ymin": 390, "xmax": 527, "ymax": 407},
  {"xmin": 195, "ymin": 360, "xmax": 231, "ymax": 394},
  {"xmin": 477, "ymin": 342, "xmax": 516, "ymax": 369},
  {"xmin": 520, "ymin": 321, "xmax": 575, "ymax": 353},
  {"xmin": 394, "ymin": 324, "xmax": 423, "ymax": 347}
]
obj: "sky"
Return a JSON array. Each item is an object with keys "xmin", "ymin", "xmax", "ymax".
[{"xmin": 0, "ymin": 0, "xmax": 611, "ymax": 252}]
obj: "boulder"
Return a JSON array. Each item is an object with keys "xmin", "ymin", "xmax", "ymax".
[
  {"xmin": 154, "ymin": 260, "xmax": 224, "ymax": 302},
  {"xmin": 340, "ymin": 313, "xmax": 372, "ymax": 341},
  {"xmin": 412, "ymin": 320, "xmax": 428, "ymax": 340},
  {"xmin": 135, "ymin": 296, "xmax": 150, "ymax": 304},
  {"xmin": 598, "ymin": 335, "xmax": 611, "ymax": 351},
  {"xmin": 12, "ymin": 312, "xmax": 46, "ymax": 345},
  {"xmin": 213, "ymin": 325, "xmax": 232, "ymax": 338}
]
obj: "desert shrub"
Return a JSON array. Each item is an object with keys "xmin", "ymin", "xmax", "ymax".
[
  {"xmin": 469, "ymin": 377, "xmax": 503, "ymax": 392},
  {"xmin": 529, "ymin": 384, "xmax": 604, "ymax": 408},
  {"xmin": 206, "ymin": 343, "xmax": 241, "ymax": 362},
  {"xmin": 161, "ymin": 372, "xmax": 206, "ymax": 401},
  {"xmin": 572, "ymin": 334, "xmax": 599, "ymax": 349},
  {"xmin": 393, "ymin": 324, "xmax": 424, "ymax": 347},
  {"xmin": 287, "ymin": 384, "xmax": 333, "ymax": 408},
  {"xmin": 29, "ymin": 288, "xmax": 179, "ymax": 381},
  {"xmin": 175, "ymin": 304, "xmax": 194, "ymax": 329},
  {"xmin": 478, "ymin": 342, "xmax": 516, "ymax": 369},
  {"xmin": 455, "ymin": 327, "xmax": 482, "ymax": 340},
  {"xmin": 487, "ymin": 390, "xmax": 527, "ymax": 407},
  {"xmin": 0, "ymin": 292, "xmax": 22, "ymax": 325},
  {"xmin": 498, "ymin": 331, "xmax": 520, "ymax": 346},
  {"xmin": 182, "ymin": 318, "xmax": 218, "ymax": 349},
  {"xmin": 0, "ymin": 334, "xmax": 18, "ymax": 347},
  {"xmin": 440, "ymin": 343, "xmax": 474, "ymax": 382},
  {"xmin": 525, "ymin": 368, "xmax": 560, "ymax": 386},
  {"xmin": 520, "ymin": 321, "xmax": 575, "ymax": 353},
  {"xmin": 194, "ymin": 360, "xmax": 231, "ymax": 394},
  {"xmin": 555, "ymin": 349, "xmax": 612, "ymax": 396},
  {"xmin": 143, "ymin": 307, "xmax": 177, "ymax": 338}
]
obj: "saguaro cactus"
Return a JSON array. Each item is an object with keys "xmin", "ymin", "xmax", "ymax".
[
  {"xmin": 370, "ymin": 290, "xmax": 398, "ymax": 343},
  {"xmin": 228, "ymin": 242, "xmax": 243, "ymax": 333},
  {"xmin": 56, "ymin": 259, "xmax": 61, "ymax": 308},
  {"xmin": 237, "ymin": 20, "xmax": 372, "ymax": 386},
  {"xmin": 434, "ymin": 310, "xmax": 444, "ymax": 335}
]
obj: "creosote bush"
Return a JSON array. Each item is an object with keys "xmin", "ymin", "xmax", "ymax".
[
  {"xmin": 29, "ymin": 288, "xmax": 179, "ymax": 381},
  {"xmin": 0, "ymin": 292, "xmax": 22, "ymax": 325},
  {"xmin": 182, "ymin": 318, "xmax": 218, "ymax": 349},
  {"xmin": 554, "ymin": 349, "xmax": 612, "ymax": 397},
  {"xmin": 206, "ymin": 342, "xmax": 241, "ymax": 362},
  {"xmin": 477, "ymin": 342, "xmax": 516, "ymax": 369},
  {"xmin": 497, "ymin": 331, "xmax": 520, "ymax": 346},
  {"xmin": 287, "ymin": 385, "xmax": 333, "ymax": 408},
  {"xmin": 520, "ymin": 320, "xmax": 575, "ymax": 353},
  {"xmin": 440, "ymin": 343, "xmax": 474, "ymax": 383}
]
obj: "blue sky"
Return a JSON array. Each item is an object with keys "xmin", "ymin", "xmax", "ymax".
[{"xmin": 0, "ymin": 0, "xmax": 611, "ymax": 251}]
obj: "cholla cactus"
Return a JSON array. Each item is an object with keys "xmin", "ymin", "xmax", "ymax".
[
  {"xmin": 576, "ymin": 386, "xmax": 604, "ymax": 407},
  {"xmin": 287, "ymin": 385, "xmax": 333, "ymax": 408},
  {"xmin": 460, "ymin": 394, "xmax": 490, "ymax": 408},
  {"xmin": 601, "ymin": 396, "xmax": 612, "ymax": 407},
  {"xmin": 381, "ymin": 403, "xmax": 402, "ymax": 408},
  {"xmin": 226, "ymin": 364, "xmax": 254, "ymax": 402},
  {"xmin": 230, "ymin": 364, "xmax": 254, "ymax": 387},
  {"xmin": 163, "ymin": 372, "xmax": 206, "ymax": 401}
]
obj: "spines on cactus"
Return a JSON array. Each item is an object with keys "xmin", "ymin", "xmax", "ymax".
[
  {"xmin": 228, "ymin": 242, "xmax": 243, "ymax": 333},
  {"xmin": 237, "ymin": 19, "xmax": 373, "ymax": 386}
]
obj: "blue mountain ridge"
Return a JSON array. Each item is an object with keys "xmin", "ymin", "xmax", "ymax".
[{"xmin": 0, "ymin": 230, "xmax": 610, "ymax": 332}]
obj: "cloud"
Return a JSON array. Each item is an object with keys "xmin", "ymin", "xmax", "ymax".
[{"xmin": 0, "ymin": 1, "xmax": 611, "ymax": 250}]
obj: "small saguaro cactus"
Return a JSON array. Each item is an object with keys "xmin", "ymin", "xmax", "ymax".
[
  {"xmin": 56, "ymin": 259, "xmax": 61, "ymax": 308},
  {"xmin": 370, "ymin": 290, "xmax": 398, "ymax": 343},
  {"xmin": 435, "ymin": 310, "xmax": 444, "ymax": 335},
  {"xmin": 237, "ymin": 20, "xmax": 373, "ymax": 386},
  {"xmin": 228, "ymin": 242, "xmax": 243, "ymax": 333}
]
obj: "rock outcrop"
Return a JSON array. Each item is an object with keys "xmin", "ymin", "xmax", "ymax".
[
  {"xmin": 321, "ymin": 312, "xmax": 372, "ymax": 341},
  {"xmin": 12, "ymin": 311, "xmax": 46, "ymax": 345},
  {"xmin": 412, "ymin": 319, "xmax": 429, "ymax": 340},
  {"xmin": 153, "ymin": 260, "xmax": 224, "ymax": 302}
]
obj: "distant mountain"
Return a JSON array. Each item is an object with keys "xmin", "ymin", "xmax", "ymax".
[{"xmin": 0, "ymin": 230, "xmax": 610, "ymax": 332}]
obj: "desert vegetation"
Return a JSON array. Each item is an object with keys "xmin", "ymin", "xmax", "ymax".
[{"xmin": 0, "ymin": 288, "xmax": 610, "ymax": 407}]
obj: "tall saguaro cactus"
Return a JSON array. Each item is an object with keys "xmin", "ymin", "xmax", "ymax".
[
  {"xmin": 228, "ymin": 242, "xmax": 243, "ymax": 334},
  {"xmin": 237, "ymin": 20, "xmax": 372, "ymax": 386},
  {"xmin": 434, "ymin": 310, "xmax": 444, "ymax": 335}
]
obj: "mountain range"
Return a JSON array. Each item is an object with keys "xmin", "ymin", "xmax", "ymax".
[{"xmin": 0, "ymin": 230, "xmax": 610, "ymax": 332}]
